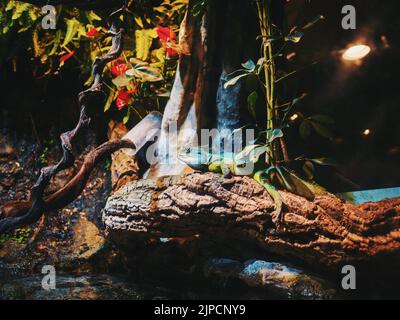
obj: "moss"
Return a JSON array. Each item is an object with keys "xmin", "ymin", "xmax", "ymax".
[{"xmin": 0, "ymin": 227, "xmax": 31, "ymax": 244}]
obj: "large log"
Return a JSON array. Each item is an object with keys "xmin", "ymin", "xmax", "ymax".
[{"xmin": 103, "ymin": 173, "xmax": 400, "ymax": 273}]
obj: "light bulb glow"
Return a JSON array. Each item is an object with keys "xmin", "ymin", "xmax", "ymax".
[
  {"xmin": 342, "ymin": 44, "xmax": 371, "ymax": 61},
  {"xmin": 290, "ymin": 114, "xmax": 299, "ymax": 121},
  {"xmin": 362, "ymin": 129, "xmax": 371, "ymax": 136}
]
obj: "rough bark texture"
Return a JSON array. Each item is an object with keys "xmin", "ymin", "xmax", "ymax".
[{"xmin": 103, "ymin": 173, "xmax": 400, "ymax": 271}]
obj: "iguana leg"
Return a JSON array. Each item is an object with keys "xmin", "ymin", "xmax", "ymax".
[
  {"xmin": 238, "ymin": 172, "xmax": 285, "ymax": 229},
  {"xmin": 209, "ymin": 161, "xmax": 231, "ymax": 178},
  {"xmin": 220, "ymin": 163, "xmax": 232, "ymax": 178},
  {"xmin": 209, "ymin": 161, "xmax": 232, "ymax": 182},
  {"xmin": 208, "ymin": 161, "xmax": 221, "ymax": 174},
  {"xmin": 271, "ymin": 196, "xmax": 284, "ymax": 225},
  {"xmin": 263, "ymin": 183, "xmax": 284, "ymax": 226}
]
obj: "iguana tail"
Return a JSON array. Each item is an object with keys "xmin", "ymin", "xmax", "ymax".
[{"xmin": 253, "ymin": 171, "xmax": 283, "ymax": 224}]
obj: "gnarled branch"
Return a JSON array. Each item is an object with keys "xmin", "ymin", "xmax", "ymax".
[
  {"xmin": 0, "ymin": 4, "xmax": 126, "ymax": 235},
  {"xmin": 0, "ymin": 139, "xmax": 135, "ymax": 229}
]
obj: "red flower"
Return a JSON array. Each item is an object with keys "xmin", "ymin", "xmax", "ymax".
[
  {"xmin": 86, "ymin": 28, "xmax": 99, "ymax": 37},
  {"xmin": 59, "ymin": 51, "xmax": 75, "ymax": 62},
  {"xmin": 156, "ymin": 26, "xmax": 178, "ymax": 57},
  {"xmin": 166, "ymin": 47, "xmax": 178, "ymax": 58},
  {"xmin": 156, "ymin": 26, "xmax": 176, "ymax": 42},
  {"xmin": 116, "ymin": 88, "xmax": 136, "ymax": 110},
  {"xmin": 111, "ymin": 62, "xmax": 128, "ymax": 78}
]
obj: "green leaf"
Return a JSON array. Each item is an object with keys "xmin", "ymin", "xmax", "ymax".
[
  {"xmin": 112, "ymin": 74, "xmax": 131, "ymax": 87},
  {"xmin": 157, "ymin": 90, "xmax": 171, "ymax": 98},
  {"xmin": 299, "ymin": 120, "xmax": 312, "ymax": 139},
  {"xmin": 104, "ymin": 90, "xmax": 116, "ymax": 112},
  {"xmin": 192, "ymin": 0, "xmax": 208, "ymax": 17},
  {"xmin": 63, "ymin": 18, "xmax": 80, "ymax": 47},
  {"xmin": 281, "ymin": 93, "xmax": 308, "ymax": 125},
  {"xmin": 309, "ymin": 121, "xmax": 334, "ymax": 139},
  {"xmin": 224, "ymin": 73, "xmax": 249, "ymax": 89},
  {"xmin": 49, "ymin": 30, "xmax": 62, "ymax": 56},
  {"xmin": 245, "ymin": 74, "xmax": 258, "ymax": 92},
  {"xmin": 267, "ymin": 128, "xmax": 284, "ymax": 143},
  {"xmin": 235, "ymin": 145, "xmax": 266, "ymax": 164},
  {"xmin": 280, "ymin": 167, "xmax": 315, "ymax": 200},
  {"xmin": 309, "ymin": 158, "xmax": 337, "ymax": 167},
  {"xmin": 255, "ymin": 58, "xmax": 266, "ymax": 74},
  {"xmin": 303, "ymin": 161, "xmax": 315, "ymax": 180},
  {"xmin": 135, "ymin": 29, "xmax": 158, "ymax": 61},
  {"xmin": 5, "ymin": 1, "xmax": 15, "ymax": 11},
  {"xmin": 309, "ymin": 114, "xmax": 334, "ymax": 125},
  {"xmin": 87, "ymin": 11, "xmax": 102, "ymax": 23},
  {"xmin": 285, "ymin": 30, "xmax": 304, "ymax": 43},
  {"xmin": 126, "ymin": 65, "xmax": 163, "ymax": 82},
  {"xmin": 123, "ymin": 107, "xmax": 131, "ymax": 124},
  {"xmin": 11, "ymin": 3, "xmax": 30, "ymax": 20},
  {"xmin": 249, "ymin": 146, "xmax": 267, "ymax": 163},
  {"xmin": 247, "ymin": 91, "xmax": 258, "ymax": 120},
  {"xmin": 242, "ymin": 59, "xmax": 256, "ymax": 71}
]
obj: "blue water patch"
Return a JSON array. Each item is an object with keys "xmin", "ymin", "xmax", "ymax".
[{"xmin": 337, "ymin": 187, "xmax": 400, "ymax": 205}]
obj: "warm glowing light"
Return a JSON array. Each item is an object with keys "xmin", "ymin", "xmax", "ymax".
[
  {"xmin": 342, "ymin": 45, "xmax": 371, "ymax": 61},
  {"xmin": 362, "ymin": 129, "xmax": 371, "ymax": 136},
  {"xmin": 290, "ymin": 114, "xmax": 299, "ymax": 121}
]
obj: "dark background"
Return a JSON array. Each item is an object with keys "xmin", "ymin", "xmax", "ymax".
[{"xmin": 283, "ymin": 0, "xmax": 400, "ymax": 190}]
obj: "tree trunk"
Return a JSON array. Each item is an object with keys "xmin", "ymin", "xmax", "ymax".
[
  {"xmin": 147, "ymin": 0, "xmax": 262, "ymax": 177},
  {"xmin": 103, "ymin": 173, "xmax": 400, "ymax": 274}
]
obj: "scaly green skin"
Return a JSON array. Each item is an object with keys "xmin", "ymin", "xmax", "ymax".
[
  {"xmin": 178, "ymin": 147, "xmax": 283, "ymax": 225},
  {"xmin": 178, "ymin": 147, "xmax": 247, "ymax": 177}
]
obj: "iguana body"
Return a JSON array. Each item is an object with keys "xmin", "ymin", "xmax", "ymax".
[
  {"xmin": 178, "ymin": 147, "xmax": 256, "ymax": 177},
  {"xmin": 178, "ymin": 147, "xmax": 283, "ymax": 225}
]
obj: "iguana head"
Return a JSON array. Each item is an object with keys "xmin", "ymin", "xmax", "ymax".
[{"xmin": 178, "ymin": 146, "xmax": 211, "ymax": 171}]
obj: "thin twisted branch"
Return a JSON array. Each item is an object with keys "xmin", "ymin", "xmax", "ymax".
[{"xmin": 0, "ymin": 4, "xmax": 126, "ymax": 235}]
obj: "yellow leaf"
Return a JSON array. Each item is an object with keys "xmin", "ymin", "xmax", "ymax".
[
  {"xmin": 12, "ymin": 2, "xmax": 31, "ymax": 20},
  {"xmin": 153, "ymin": 47, "xmax": 166, "ymax": 62},
  {"xmin": 134, "ymin": 17, "xmax": 144, "ymax": 29},
  {"xmin": 135, "ymin": 29, "xmax": 158, "ymax": 61},
  {"xmin": 87, "ymin": 11, "xmax": 102, "ymax": 22},
  {"xmin": 104, "ymin": 90, "xmax": 117, "ymax": 112},
  {"xmin": 62, "ymin": 18, "xmax": 80, "ymax": 47},
  {"xmin": 5, "ymin": 1, "xmax": 15, "ymax": 11}
]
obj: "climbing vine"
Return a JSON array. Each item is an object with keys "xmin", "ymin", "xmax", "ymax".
[{"xmin": 225, "ymin": 1, "xmax": 331, "ymax": 200}]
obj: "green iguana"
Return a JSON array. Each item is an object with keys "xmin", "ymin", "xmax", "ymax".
[{"xmin": 178, "ymin": 146, "xmax": 283, "ymax": 225}]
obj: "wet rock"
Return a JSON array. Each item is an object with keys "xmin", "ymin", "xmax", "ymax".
[
  {"xmin": 0, "ymin": 274, "xmax": 164, "ymax": 300},
  {"xmin": 205, "ymin": 258, "xmax": 337, "ymax": 299},
  {"xmin": 70, "ymin": 217, "xmax": 106, "ymax": 259}
]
